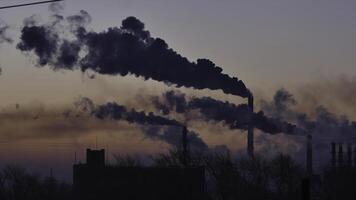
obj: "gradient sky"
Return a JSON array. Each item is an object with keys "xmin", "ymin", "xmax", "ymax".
[
  {"xmin": 0, "ymin": 0, "xmax": 356, "ymax": 105},
  {"xmin": 0, "ymin": 0, "xmax": 356, "ymax": 181}
]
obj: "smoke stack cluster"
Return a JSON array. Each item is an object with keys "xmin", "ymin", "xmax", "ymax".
[{"xmin": 331, "ymin": 142, "xmax": 356, "ymax": 168}]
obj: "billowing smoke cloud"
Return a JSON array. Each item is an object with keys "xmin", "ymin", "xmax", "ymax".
[
  {"xmin": 0, "ymin": 99, "xmax": 207, "ymax": 151},
  {"xmin": 66, "ymin": 10, "xmax": 91, "ymax": 32},
  {"xmin": 17, "ymin": 8, "xmax": 88, "ymax": 68},
  {"xmin": 261, "ymin": 88, "xmax": 356, "ymax": 141},
  {"xmin": 142, "ymin": 126, "xmax": 208, "ymax": 151},
  {"xmin": 0, "ymin": 19, "xmax": 11, "ymax": 76},
  {"xmin": 293, "ymin": 76, "xmax": 356, "ymax": 120},
  {"xmin": 0, "ymin": 20, "xmax": 12, "ymax": 44},
  {"xmin": 151, "ymin": 90, "xmax": 298, "ymax": 135},
  {"xmin": 95, "ymin": 102, "xmax": 181, "ymax": 127},
  {"xmin": 75, "ymin": 97, "xmax": 208, "ymax": 150},
  {"xmin": 261, "ymin": 88, "xmax": 356, "ymax": 169},
  {"xmin": 17, "ymin": 10, "xmax": 250, "ymax": 98},
  {"xmin": 17, "ymin": 25, "xmax": 59, "ymax": 66},
  {"xmin": 0, "ymin": 103, "xmax": 123, "ymax": 141}
]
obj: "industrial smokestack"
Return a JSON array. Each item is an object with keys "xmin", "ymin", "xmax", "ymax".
[
  {"xmin": 347, "ymin": 144, "xmax": 352, "ymax": 167},
  {"xmin": 182, "ymin": 126, "xmax": 189, "ymax": 166},
  {"xmin": 331, "ymin": 142, "xmax": 336, "ymax": 168},
  {"xmin": 338, "ymin": 143, "xmax": 343, "ymax": 167},
  {"xmin": 247, "ymin": 94, "xmax": 254, "ymax": 158},
  {"xmin": 306, "ymin": 134, "xmax": 313, "ymax": 176}
]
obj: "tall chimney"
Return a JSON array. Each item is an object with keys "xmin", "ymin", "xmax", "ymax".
[
  {"xmin": 347, "ymin": 144, "xmax": 352, "ymax": 167},
  {"xmin": 247, "ymin": 94, "xmax": 254, "ymax": 158},
  {"xmin": 338, "ymin": 143, "xmax": 343, "ymax": 167},
  {"xmin": 306, "ymin": 134, "xmax": 313, "ymax": 176},
  {"xmin": 182, "ymin": 126, "xmax": 189, "ymax": 166},
  {"xmin": 331, "ymin": 142, "xmax": 336, "ymax": 168}
]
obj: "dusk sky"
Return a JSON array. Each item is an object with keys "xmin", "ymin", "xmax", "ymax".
[{"xmin": 0, "ymin": 0, "xmax": 356, "ymax": 181}]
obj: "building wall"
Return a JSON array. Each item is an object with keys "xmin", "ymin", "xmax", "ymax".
[{"xmin": 73, "ymin": 165, "xmax": 205, "ymax": 200}]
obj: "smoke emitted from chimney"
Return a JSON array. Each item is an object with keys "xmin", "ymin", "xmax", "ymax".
[
  {"xmin": 0, "ymin": 20, "xmax": 12, "ymax": 44},
  {"xmin": 74, "ymin": 97, "xmax": 181, "ymax": 127},
  {"xmin": 66, "ymin": 10, "xmax": 91, "ymax": 31},
  {"xmin": 17, "ymin": 10, "xmax": 251, "ymax": 98},
  {"xmin": 94, "ymin": 102, "xmax": 181, "ymax": 127},
  {"xmin": 291, "ymin": 77, "xmax": 356, "ymax": 119},
  {"xmin": 151, "ymin": 90, "xmax": 300, "ymax": 135},
  {"xmin": 261, "ymin": 88, "xmax": 356, "ymax": 141},
  {"xmin": 17, "ymin": 25, "xmax": 59, "ymax": 66},
  {"xmin": 142, "ymin": 126, "xmax": 208, "ymax": 151},
  {"xmin": 74, "ymin": 97, "xmax": 208, "ymax": 150},
  {"xmin": 262, "ymin": 89, "xmax": 356, "ymax": 168}
]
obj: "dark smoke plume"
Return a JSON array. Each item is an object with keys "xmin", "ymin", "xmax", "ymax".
[
  {"xmin": 261, "ymin": 88, "xmax": 356, "ymax": 168},
  {"xmin": 142, "ymin": 126, "xmax": 208, "ymax": 151},
  {"xmin": 151, "ymin": 90, "xmax": 298, "ymax": 135},
  {"xmin": 17, "ymin": 11, "xmax": 250, "ymax": 98},
  {"xmin": 0, "ymin": 20, "xmax": 12, "ymax": 44},
  {"xmin": 95, "ymin": 102, "xmax": 181, "ymax": 127},
  {"xmin": 75, "ymin": 97, "xmax": 208, "ymax": 150},
  {"xmin": 261, "ymin": 88, "xmax": 356, "ymax": 141},
  {"xmin": 17, "ymin": 25, "xmax": 59, "ymax": 66}
]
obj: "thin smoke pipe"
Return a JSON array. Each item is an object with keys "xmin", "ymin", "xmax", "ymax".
[
  {"xmin": 247, "ymin": 95, "xmax": 254, "ymax": 158},
  {"xmin": 331, "ymin": 142, "xmax": 336, "ymax": 168},
  {"xmin": 338, "ymin": 143, "xmax": 343, "ymax": 167},
  {"xmin": 306, "ymin": 134, "xmax": 312, "ymax": 176},
  {"xmin": 182, "ymin": 126, "xmax": 188, "ymax": 166},
  {"xmin": 347, "ymin": 144, "xmax": 352, "ymax": 167}
]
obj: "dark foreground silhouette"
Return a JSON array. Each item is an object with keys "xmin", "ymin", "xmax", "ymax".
[
  {"xmin": 0, "ymin": 149, "xmax": 356, "ymax": 200},
  {"xmin": 73, "ymin": 149, "xmax": 205, "ymax": 200}
]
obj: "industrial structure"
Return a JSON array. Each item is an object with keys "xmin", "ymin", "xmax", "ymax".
[
  {"xmin": 73, "ymin": 149, "xmax": 205, "ymax": 200},
  {"xmin": 322, "ymin": 142, "xmax": 356, "ymax": 200},
  {"xmin": 306, "ymin": 134, "xmax": 313, "ymax": 176},
  {"xmin": 73, "ymin": 127, "xmax": 205, "ymax": 200},
  {"xmin": 247, "ymin": 95, "xmax": 254, "ymax": 157},
  {"xmin": 330, "ymin": 142, "xmax": 356, "ymax": 168}
]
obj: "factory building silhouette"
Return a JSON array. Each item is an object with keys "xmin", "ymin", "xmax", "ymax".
[
  {"xmin": 73, "ymin": 127, "xmax": 205, "ymax": 200},
  {"xmin": 320, "ymin": 142, "xmax": 356, "ymax": 200}
]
